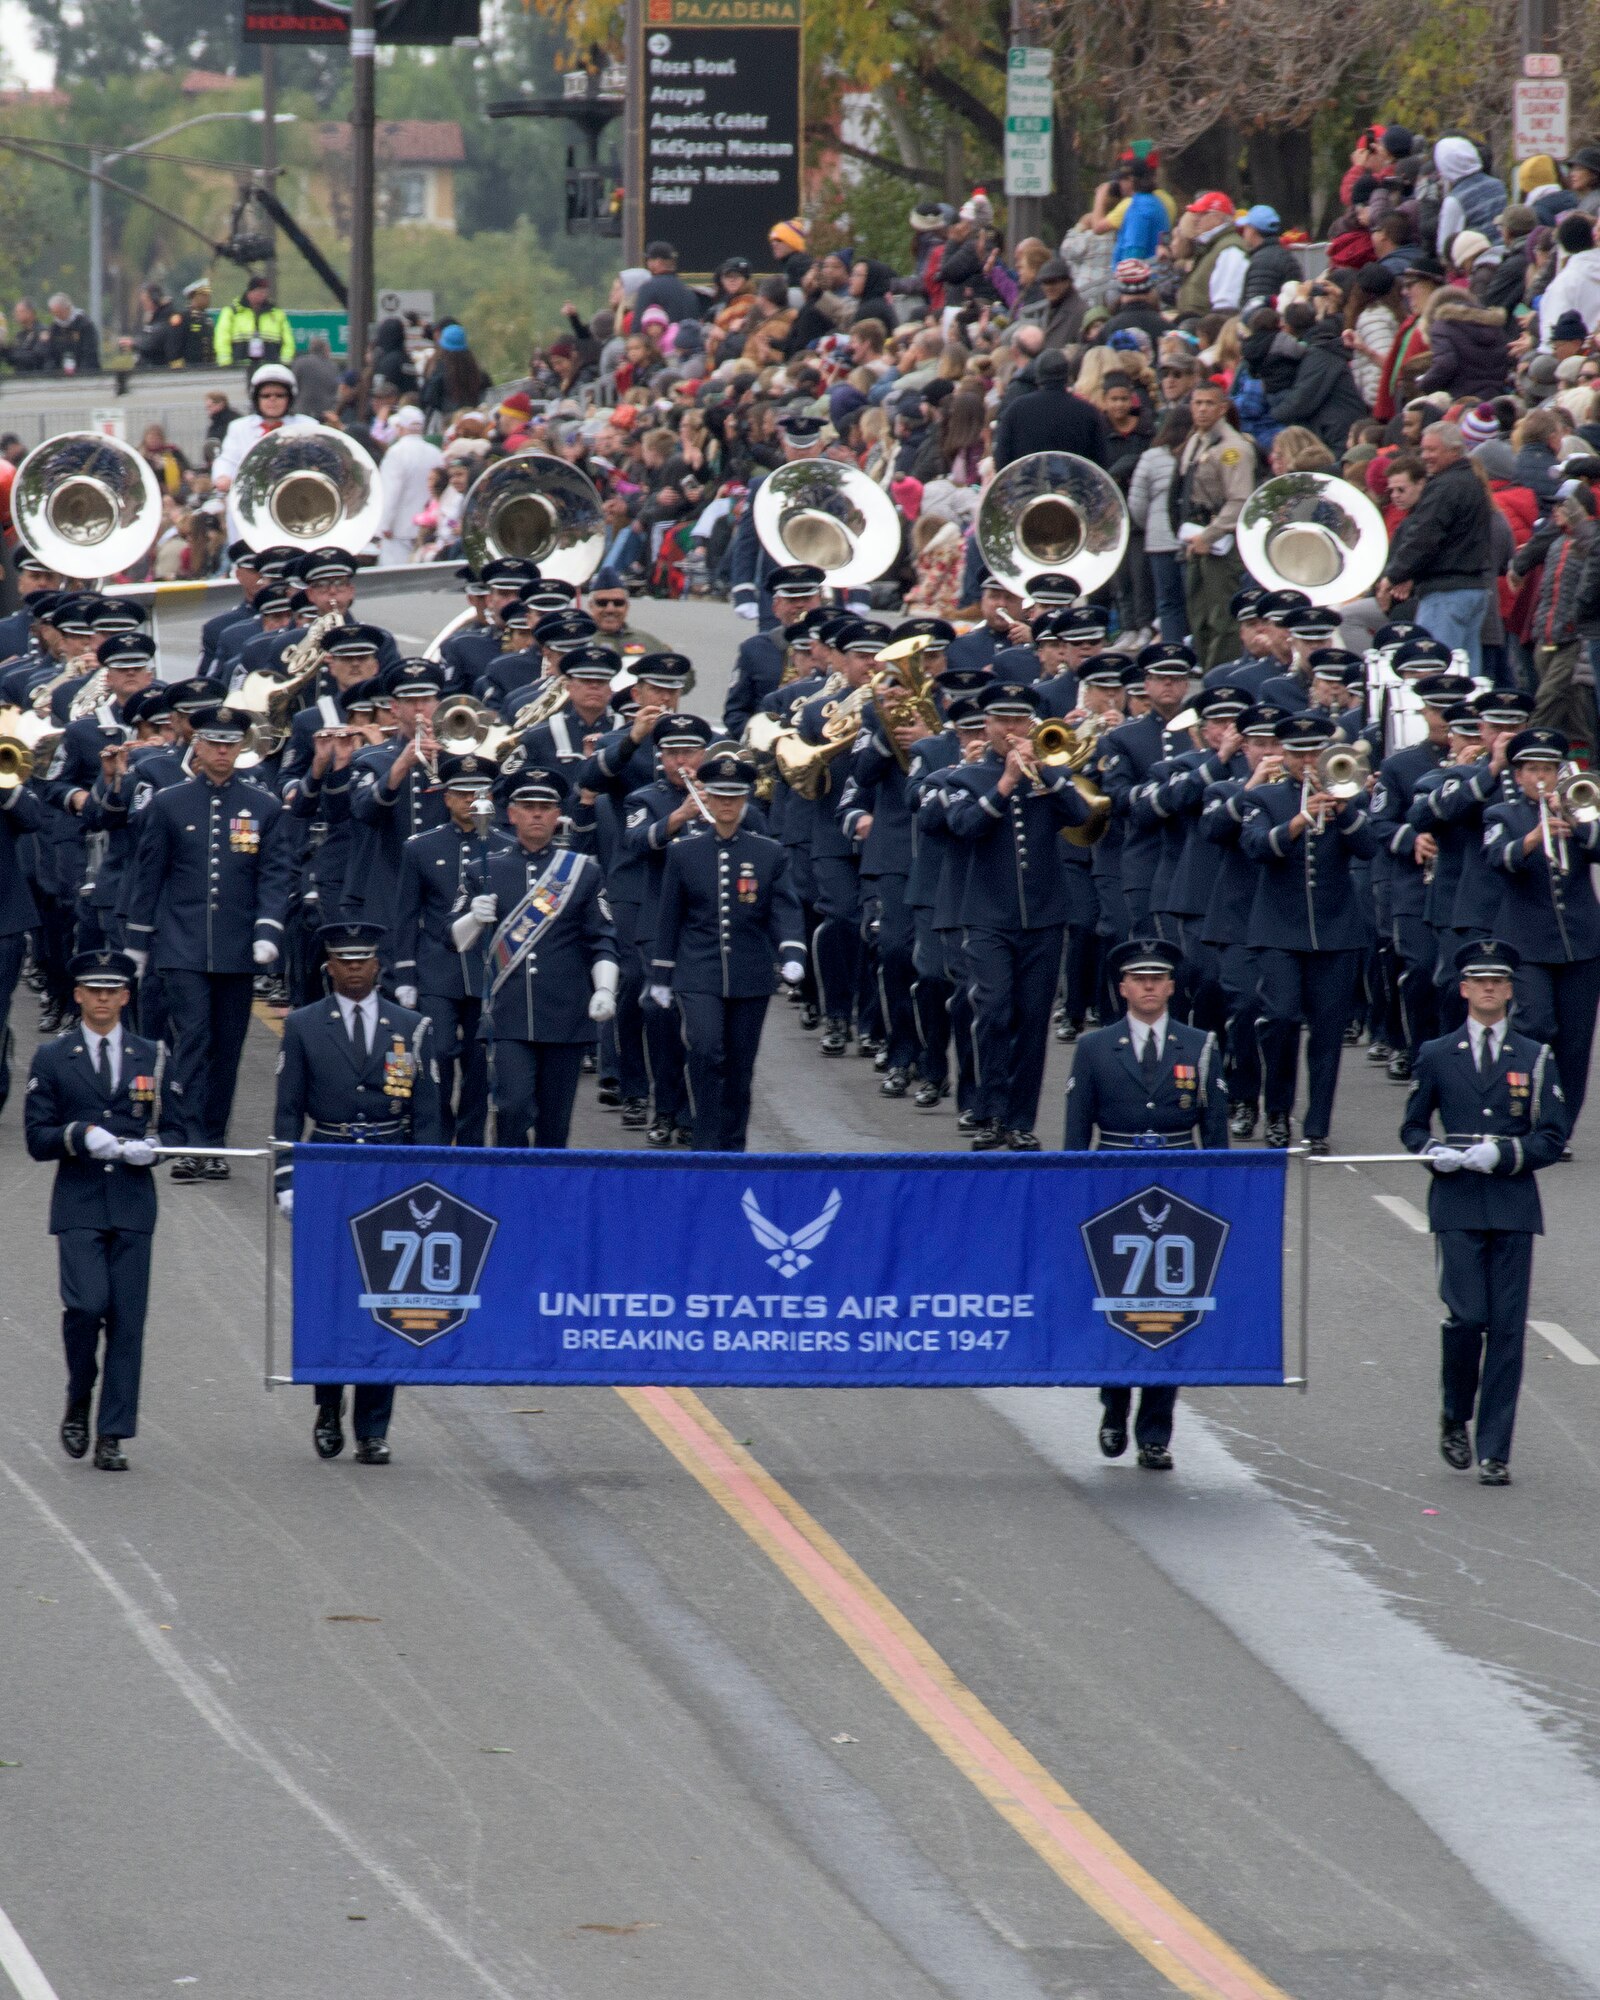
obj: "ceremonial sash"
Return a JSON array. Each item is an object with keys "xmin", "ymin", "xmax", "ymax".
[{"xmin": 487, "ymin": 847, "xmax": 586, "ymax": 999}]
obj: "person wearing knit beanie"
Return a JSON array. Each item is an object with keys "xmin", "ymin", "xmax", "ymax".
[{"xmin": 1460, "ymin": 402, "xmax": 1500, "ymax": 448}]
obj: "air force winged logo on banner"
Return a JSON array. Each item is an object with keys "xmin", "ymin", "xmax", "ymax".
[
  {"xmin": 741, "ymin": 1186, "xmax": 842, "ymax": 1278},
  {"xmin": 1080, "ymin": 1184, "xmax": 1229, "ymax": 1349},
  {"xmin": 350, "ymin": 1180, "xmax": 499, "ymax": 1345}
]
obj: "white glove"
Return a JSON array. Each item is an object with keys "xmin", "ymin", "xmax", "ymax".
[
  {"xmin": 1426, "ymin": 1144, "xmax": 1464, "ymax": 1174},
  {"xmin": 589, "ymin": 958, "xmax": 619, "ymax": 1023},
  {"xmin": 1460, "ymin": 1140, "xmax": 1500, "ymax": 1174},
  {"xmin": 470, "ymin": 893, "xmax": 498, "ymax": 924},
  {"xmin": 780, "ymin": 959, "xmax": 805, "ymax": 985},
  {"xmin": 395, "ymin": 984, "xmax": 418, "ymax": 1009},
  {"xmin": 648, "ymin": 984, "xmax": 674, "ymax": 1010},
  {"xmin": 120, "ymin": 1138, "xmax": 156, "ymax": 1167},
  {"xmin": 126, "ymin": 947, "xmax": 148, "ymax": 976},
  {"xmin": 734, "ymin": 599, "xmax": 759, "ymax": 621},
  {"xmin": 84, "ymin": 1126, "xmax": 122, "ymax": 1160},
  {"xmin": 588, "ymin": 989, "xmax": 616, "ymax": 1023},
  {"xmin": 450, "ymin": 911, "xmax": 484, "ymax": 951},
  {"xmin": 252, "ymin": 938, "xmax": 279, "ymax": 966},
  {"xmin": 277, "ymin": 1190, "xmax": 294, "ymax": 1218}
]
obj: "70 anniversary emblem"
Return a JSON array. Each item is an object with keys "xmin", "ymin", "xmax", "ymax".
[
  {"xmin": 1079, "ymin": 1185, "xmax": 1230, "ymax": 1349},
  {"xmin": 349, "ymin": 1181, "xmax": 498, "ymax": 1345}
]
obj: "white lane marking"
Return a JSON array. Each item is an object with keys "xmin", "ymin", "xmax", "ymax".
[
  {"xmin": 1531, "ymin": 1320, "xmax": 1600, "ymax": 1367},
  {"xmin": 0, "ymin": 1457, "xmax": 536, "ymax": 2000},
  {"xmin": 1373, "ymin": 1193, "xmax": 1429, "ymax": 1234},
  {"xmin": 0, "ymin": 1904, "xmax": 61, "ymax": 2000},
  {"xmin": 984, "ymin": 1388, "xmax": 1600, "ymax": 1998}
]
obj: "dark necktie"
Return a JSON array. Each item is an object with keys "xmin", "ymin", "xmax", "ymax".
[
  {"xmin": 1477, "ymin": 1030, "xmax": 1491, "ymax": 1078},
  {"xmin": 93, "ymin": 1035, "xmax": 110, "ymax": 1092},
  {"xmin": 352, "ymin": 1007, "xmax": 370, "ymax": 1061},
  {"xmin": 1140, "ymin": 1031, "xmax": 1160, "ymax": 1086}
]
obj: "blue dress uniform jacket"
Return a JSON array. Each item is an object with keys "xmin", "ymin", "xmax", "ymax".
[
  {"xmin": 440, "ymin": 624, "xmax": 501, "ymax": 692},
  {"xmin": 1064, "ymin": 1016, "xmax": 1230, "ymax": 1150},
  {"xmin": 345, "ymin": 741, "xmax": 451, "ymax": 929},
  {"xmin": 1370, "ymin": 742, "xmax": 1446, "ymax": 920},
  {"xmin": 199, "ymin": 598, "xmax": 255, "ymax": 671},
  {"xmin": 1239, "ymin": 781, "xmax": 1377, "ymax": 951},
  {"xmin": 1425, "ymin": 756, "xmax": 1521, "ymax": 933},
  {"xmin": 462, "ymin": 843, "xmax": 617, "ymax": 1043},
  {"xmin": 272, "ymin": 997, "xmax": 443, "ymax": 1169},
  {"xmin": 723, "ymin": 626, "xmax": 788, "ymax": 737},
  {"xmin": 1198, "ymin": 778, "xmax": 1259, "ymax": 944},
  {"xmin": 0, "ymin": 784, "xmax": 45, "ymax": 936},
  {"xmin": 1483, "ymin": 798, "xmax": 1600, "ymax": 962},
  {"xmin": 25, "ymin": 1027, "xmax": 162, "ymax": 1233},
  {"xmin": 475, "ymin": 649, "xmax": 545, "ymax": 707},
  {"xmin": 620, "ymin": 783, "xmax": 770, "ymax": 947},
  {"xmin": 1096, "ymin": 712, "xmax": 1177, "ymax": 922},
  {"xmin": 1402, "ymin": 1029, "xmax": 1568, "ymax": 1231},
  {"xmin": 653, "ymin": 826, "xmax": 805, "ymax": 998},
  {"xmin": 126, "ymin": 774, "xmax": 294, "ymax": 972},
  {"xmin": 840, "ymin": 730, "xmax": 915, "ymax": 878},
  {"xmin": 942, "ymin": 755, "xmax": 1092, "ymax": 929},
  {"xmin": 905, "ymin": 734, "xmax": 962, "ymax": 912},
  {"xmin": 393, "ymin": 823, "xmax": 510, "ymax": 1000}
]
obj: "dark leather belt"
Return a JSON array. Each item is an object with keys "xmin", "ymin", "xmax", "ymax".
[
  {"xmin": 311, "ymin": 1120, "xmax": 404, "ymax": 1141},
  {"xmin": 1098, "ymin": 1131, "xmax": 1198, "ymax": 1150}
]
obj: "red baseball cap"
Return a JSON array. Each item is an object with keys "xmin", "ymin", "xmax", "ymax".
[{"xmin": 1186, "ymin": 190, "xmax": 1236, "ymax": 219}]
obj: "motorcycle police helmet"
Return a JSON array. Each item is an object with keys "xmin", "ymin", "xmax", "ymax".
[{"xmin": 249, "ymin": 362, "xmax": 297, "ymax": 408}]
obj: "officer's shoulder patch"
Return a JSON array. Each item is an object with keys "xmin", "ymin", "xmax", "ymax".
[{"xmin": 1220, "ymin": 447, "xmax": 1240, "ymax": 465}]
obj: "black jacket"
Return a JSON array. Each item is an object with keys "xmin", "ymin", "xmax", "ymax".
[
  {"xmin": 1241, "ymin": 237, "xmax": 1303, "ymax": 311},
  {"xmin": 1384, "ymin": 455, "xmax": 1495, "ymax": 595},
  {"xmin": 992, "ymin": 387, "xmax": 1110, "ymax": 472},
  {"xmin": 1267, "ymin": 320, "xmax": 1369, "ymax": 453},
  {"xmin": 1416, "ymin": 292, "xmax": 1510, "ymax": 400}
]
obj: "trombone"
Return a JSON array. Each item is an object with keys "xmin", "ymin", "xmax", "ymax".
[
  {"xmin": 1543, "ymin": 763, "xmax": 1600, "ymax": 874},
  {"xmin": 1303, "ymin": 740, "xmax": 1371, "ymax": 831},
  {"xmin": 1026, "ymin": 712, "xmax": 1112, "ymax": 846}
]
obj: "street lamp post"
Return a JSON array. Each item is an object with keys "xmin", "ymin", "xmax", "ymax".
[{"xmin": 88, "ymin": 107, "xmax": 297, "ymax": 338}]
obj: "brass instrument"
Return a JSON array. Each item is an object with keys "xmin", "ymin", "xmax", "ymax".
[
  {"xmin": 869, "ymin": 635, "xmax": 944, "ymax": 772},
  {"xmin": 233, "ymin": 424, "xmax": 382, "ymax": 554},
  {"xmin": 433, "ymin": 695, "xmax": 513, "ymax": 765},
  {"xmin": 257, "ymin": 610, "xmax": 350, "ymax": 727},
  {"xmin": 0, "ymin": 737, "xmax": 33, "ymax": 790},
  {"xmin": 0, "ymin": 703, "xmax": 62, "ymax": 789},
  {"xmin": 753, "ymin": 459, "xmax": 901, "ymax": 587},
  {"xmin": 1314, "ymin": 740, "xmax": 1372, "ymax": 800},
  {"xmin": 1557, "ymin": 764, "xmax": 1600, "ymax": 826},
  {"xmin": 13, "ymin": 432, "xmax": 162, "ymax": 579},
  {"xmin": 67, "ymin": 666, "xmax": 111, "ymax": 723},
  {"xmin": 1239, "ymin": 471, "xmax": 1388, "ymax": 607},
  {"xmin": 460, "ymin": 451, "xmax": 606, "ymax": 584},
  {"xmin": 773, "ymin": 682, "xmax": 874, "ymax": 801},
  {"xmin": 976, "ymin": 452, "xmax": 1129, "ymax": 595},
  {"xmin": 508, "ymin": 677, "xmax": 570, "ymax": 731},
  {"xmin": 1028, "ymin": 711, "xmax": 1112, "ymax": 846}
]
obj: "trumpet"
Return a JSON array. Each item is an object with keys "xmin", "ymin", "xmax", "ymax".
[
  {"xmin": 0, "ymin": 737, "xmax": 33, "ymax": 791},
  {"xmin": 1540, "ymin": 762, "xmax": 1600, "ymax": 875},
  {"xmin": 1315, "ymin": 741, "xmax": 1372, "ymax": 800},
  {"xmin": 1027, "ymin": 711, "xmax": 1112, "ymax": 846}
]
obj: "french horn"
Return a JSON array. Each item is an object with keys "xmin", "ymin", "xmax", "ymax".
[
  {"xmin": 460, "ymin": 451, "xmax": 606, "ymax": 585},
  {"xmin": 13, "ymin": 431, "xmax": 162, "ymax": 579},
  {"xmin": 754, "ymin": 458, "xmax": 901, "ymax": 587},
  {"xmin": 976, "ymin": 451, "xmax": 1129, "ymax": 595},
  {"xmin": 233, "ymin": 423, "xmax": 383, "ymax": 555},
  {"xmin": 1238, "ymin": 471, "xmax": 1388, "ymax": 608}
]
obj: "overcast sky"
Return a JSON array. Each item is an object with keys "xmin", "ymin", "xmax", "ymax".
[{"xmin": 0, "ymin": 3, "xmax": 53, "ymax": 89}]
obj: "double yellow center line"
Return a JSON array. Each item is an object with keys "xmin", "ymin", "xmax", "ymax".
[{"xmin": 621, "ymin": 1385, "xmax": 1293, "ymax": 2000}]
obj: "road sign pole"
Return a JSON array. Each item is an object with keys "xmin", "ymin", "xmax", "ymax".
[
  {"xmin": 349, "ymin": 0, "xmax": 377, "ymax": 405},
  {"xmin": 624, "ymin": 0, "xmax": 644, "ymax": 267}
]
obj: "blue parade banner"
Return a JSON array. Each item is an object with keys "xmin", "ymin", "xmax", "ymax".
[{"xmin": 285, "ymin": 1147, "xmax": 1289, "ymax": 1388}]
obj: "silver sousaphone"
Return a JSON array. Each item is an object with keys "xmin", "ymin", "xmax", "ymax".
[
  {"xmin": 1238, "ymin": 470, "xmax": 1388, "ymax": 607},
  {"xmin": 13, "ymin": 431, "xmax": 162, "ymax": 578},
  {"xmin": 460, "ymin": 450, "xmax": 606, "ymax": 585},
  {"xmin": 233, "ymin": 422, "xmax": 384, "ymax": 554},
  {"xmin": 753, "ymin": 458, "xmax": 901, "ymax": 587},
  {"xmin": 975, "ymin": 451, "xmax": 1129, "ymax": 594}
]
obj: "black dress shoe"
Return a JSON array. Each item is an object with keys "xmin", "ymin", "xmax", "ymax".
[
  {"xmin": 955, "ymin": 1109, "xmax": 980, "ymax": 1134},
  {"xmin": 1306, "ymin": 1136, "xmax": 1330, "ymax": 1157},
  {"xmin": 1439, "ymin": 1421, "xmax": 1472, "ymax": 1470},
  {"xmin": 646, "ymin": 1118, "xmax": 674, "ymax": 1147},
  {"xmin": 354, "ymin": 1437, "xmax": 391, "ymax": 1465},
  {"xmin": 1386, "ymin": 1051, "xmax": 1413, "ymax": 1083},
  {"xmin": 1136, "ymin": 1445, "xmax": 1173, "ymax": 1471},
  {"xmin": 1366, "ymin": 1041, "xmax": 1391, "ymax": 1065},
  {"xmin": 1228, "ymin": 1102, "xmax": 1258, "ymax": 1139},
  {"xmin": 1005, "ymin": 1128, "xmax": 1040, "ymax": 1151},
  {"xmin": 819, "ymin": 1017, "xmax": 849, "ymax": 1055},
  {"xmin": 203, "ymin": 1155, "xmax": 231, "ymax": 1181},
  {"xmin": 799, "ymin": 1003, "xmax": 820, "ymax": 1031},
  {"xmin": 1343, "ymin": 1022, "xmax": 1363, "ymax": 1045},
  {"xmin": 1098, "ymin": 1424, "xmax": 1127, "ymax": 1459},
  {"xmin": 580, "ymin": 1050, "xmax": 597, "ymax": 1074},
  {"xmin": 168, "ymin": 1156, "xmax": 205, "ymax": 1185},
  {"xmin": 314, "ymin": 1412, "xmax": 345, "ymax": 1460},
  {"xmin": 1263, "ymin": 1116, "xmax": 1291, "ymax": 1149},
  {"xmin": 60, "ymin": 1409, "xmax": 90, "ymax": 1459},
  {"xmin": 969, "ymin": 1119, "xmax": 1007, "ymax": 1151},
  {"xmin": 93, "ymin": 1436, "xmax": 128, "ymax": 1471},
  {"xmin": 619, "ymin": 1097, "xmax": 650, "ymax": 1128},
  {"xmin": 671, "ymin": 1123, "xmax": 694, "ymax": 1147},
  {"xmin": 912, "ymin": 1079, "xmax": 947, "ymax": 1109},
  {"xmin": 880, "ymin": 1066, "xmax": 910, "ymax": 1098},
  {"xmin": 1477, "ymin": 1458, "xmax": 1510, "ymax": 1485},
  {"xmin": 857, "ymin": 1034, "xmax": 885, "ymax": 1059},
  {"xmin": 1055, "ymin": 1018, "xmax": 1081, "ymax": 1043},
  {"xmin": 596, "ymin": 1078, "xmax": 623, "ymax": 1107}
]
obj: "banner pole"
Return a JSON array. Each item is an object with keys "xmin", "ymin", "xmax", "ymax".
[
  {"xmin": 1296, "ymin": 1146, "xmax": 1311, "ymax": 1393},
  {"xmin": 265, "ymin": 1140, "xmax": 283, "ymax": 1391}
]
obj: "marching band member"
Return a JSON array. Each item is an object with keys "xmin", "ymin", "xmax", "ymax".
[
  {"xmin": 346, "ymin": 661, "xmax": 450, "ymax": 935},
  {"xmin": 722, "ymin": 562, "xmax": 826, "ymax": 736},
  {"xmin": 273, "ymin": 921, "xmax": 442, "ymax": 1464},
  {"xmin": 25, "ymin": 948, "xmax": 161, "ymax": 1470},
  {"xmin": 650, "ymin": 751, "xmax": 805, "ymax": 1152},
  {"xmin": 1063, "ymin": 936, "xmax": 1228, "ymax": 1470},
  {"xmin": 1402, "ymin": 938, "xmax": 1569, "ymax": 1484}
]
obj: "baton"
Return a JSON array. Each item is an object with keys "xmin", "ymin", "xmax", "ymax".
[{"xmin": 145, "ymin": 1145, "xmax": 272, "ymax": 1159}]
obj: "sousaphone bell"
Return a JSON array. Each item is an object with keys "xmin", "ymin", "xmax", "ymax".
[
  {"xmin": 13, "ymin": 431, "xmax": 162, "ymax": 578},
  {"xmin": 460, "ymin": 450, "xmax": 606, "ymax": 585},
  {"xmin": 753, "ymin": 458, "xmax": 901, "ymax": 587},
  {"xmin": 1238, "ymin": 471, "xmax": 1388, "ymax": 608},
  {"xmin": 233, "ymin": 422, "xmax": 383, "ymax": 555},
  {"xmin": 976, "ymin": 451, "xmax": 1129, "ymax": 595}
]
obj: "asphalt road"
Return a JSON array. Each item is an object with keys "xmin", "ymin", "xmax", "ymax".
[{"xmin": 4, "ymin": 590, "xmax": 1600, "ymax": 2000}]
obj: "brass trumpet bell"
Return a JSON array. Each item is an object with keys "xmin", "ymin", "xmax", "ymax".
[
  {"xmin": 234, "ymin": 423, "xmax": 383, "ymax": 554},
  {"xmin": 753, "ymin": 459, "xmax": 901, "ymax": 587},
  {"xmin": 460, "ymin": 451, "xmax": 605, "ymax": 584},
  {"xmin": 1314, "ymin": 741, "xmax": 1372, "ymax": 799},
  {"xmin": 977, "ymin": 452, "xmax": 1129, "ymax": 594},
  {"xmin": 0, "ymin": 738, "xmax": 33, "ymax": 790},
  {"xmin": 1239, "ymin": 471, "xmax": 1388, "ymax": 608},
  {"xmin": 13, "ymin": 431, "xmax": 162, "ymax": 579},
  {"xmin": 1558, "ymin": 768, "xmax": 1600, "ymax": 824}
]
